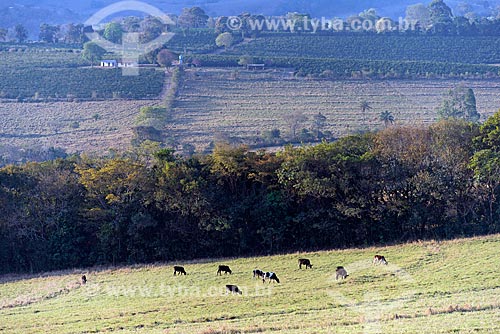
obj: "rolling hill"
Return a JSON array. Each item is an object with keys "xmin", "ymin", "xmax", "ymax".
[{"xmin": 1, "ymin": 234, "xmax": 499, "ymax": 333}]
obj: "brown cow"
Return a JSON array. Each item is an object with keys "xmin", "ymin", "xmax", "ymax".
[
  {"xmin": 336, "ymin": 266, "xmax": 348, "ymax": 280},
  {"xmin": 298, "ymin": 258, "xmax": 313, "ymax": 269},
  {"xmin": 226, "ymin": 284, "xmax": 242, "ymax": 295},
  {"xmin": 373, "ymin": 255, "xmax": 388, "ymax": 265},
  {"xmin": 174, "ymin": 266, "xmax": 187, "ymax": 275},
  {"xmin": 217, "ymin": 265, "xmax": 232, "ymax": 275}
]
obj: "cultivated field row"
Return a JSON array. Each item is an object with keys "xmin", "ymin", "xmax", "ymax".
[
  {"xmin": 0, "ymin": 100, "xmax": 160, "ymax": 154},
  {"xmin": 3, "ymin": 69, "xmax": 500, "ymax": 155},
  {"xmin": 171, "ymin": 69, "xmax": 500, "ymax": 151}
]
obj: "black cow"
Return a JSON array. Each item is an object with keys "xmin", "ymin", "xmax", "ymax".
[
  {"xmin": 81, "ymin": 275, "xmax": 87, "ymax": 285},
  {"xmin": 226, "ymin": 284, "xmax": 242, "ymax": 295},
  {"xmin": 336, "ymin": 266, "xmax": 348, "ymax": 280},
  {"xmin": 174, "ymin": 266, "xmax": 187, "ymax": 275},
  {"xmin": 373, "ymin": 255, "xmax": 388, "ymax": 265},
  {"xmin": 264, "ymin": 272, "xmax": 280, "ymax": 283},
  {"xmin": 298, "ymin": 258, "xmax": 313, "ymax": 269},
  {"xmin": 217, "ymin": 265, "xmax": 232, "ymax": 275},
  {"xmin": 253, "ymin": 269, "xmax": 265, "ymax": 279}
]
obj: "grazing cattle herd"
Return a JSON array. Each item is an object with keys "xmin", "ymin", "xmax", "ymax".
[
  {"xmin": 80, "ymin": 255, "xmax": 388, "ymax": 293},
  {"xmin": 166, "ymin": 255, "xmax": 387, "ymax": 295}
]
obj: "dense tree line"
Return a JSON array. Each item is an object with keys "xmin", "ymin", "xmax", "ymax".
[{"xmin": 2, "ymin": 113, "xmax": 500, "ymax": 274}]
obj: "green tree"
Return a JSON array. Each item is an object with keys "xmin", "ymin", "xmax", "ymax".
[
  {"xmin": 82, "ymin": 42, "xmax": 106, "ymax": 66},
  {"xmin": 39, "ymin": 23, "xmax": 60, "ymax": 43},
  {"xmin": 438, "ymin": 86, "xmax": 480, "ymax": 122},
  {"xmin": 178, "ymin": 7, "xmax": 209, "ymax": 29},
  {"xmin": 286, "ymin": 111, "xmax": 307, "ymax": 139},
  {"xmin": 139, "ymin": 16, "xmax": 164, "ymax": 43},
  {"xmin": 470, "ymin": 149, "xmax": 500, "ymax": 229},
  {"xmin": 156, "ymin": 49, "xmax": 177, "ymax": 67},
  {"xmin": 14, "ymin": 24, "xmax": 28, "ymax": 43},
  {"xmin": 103, "ymin": 22, "xmax": 123, "ymax": 44},
  {"xmin": 379, "ymin": 110, "xmax": 395, "ymax": 128},
  {"xmin": 429, "ymin": 0, "xmax": 453, "ymax": 23},
  {"xmin": 64, "ymin": 23, "xmax": 86, "ymax": 44},
  {"xmin": 405, "ymin": 3, "xmax": 432, "ymax": 29},
  {"xmin": 474, "ymin": 110, "xmax": 500, "ymax": 150},
  {"xmin": 312, "ymin": 112, "xmax": 327, "ymax": 138},
  {"xmin": 428, "ymin": 0, "xmax": 453, "ymax": 33},
  {"xmin": 215, "ymin": 32, "xmax": 234, "ymax": 50}
]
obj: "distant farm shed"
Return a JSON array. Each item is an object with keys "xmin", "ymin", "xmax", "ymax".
[
  {"xmin": 246, "ymin": 63, "xmax": 265, "ymax": 70},
  {"xmin": 100, "ymin": 60, "xmax": 117, "ymax": 67}
]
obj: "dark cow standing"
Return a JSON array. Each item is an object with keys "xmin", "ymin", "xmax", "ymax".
[
  {"xmin": 336, "ymin": 266, "xmax": 348, "ymax": 280},
  {"xmin": 264, "ymin": 272, "xmax": 280, "ymax": 283},
  {"xmin": 217, "ymin": 265, "xmax": 232, "ymax": 275},
  {"xmin": 226, "ymin": 284, "xmax": 242, "ymax": 295},
  {"xmin": 81, "ymin": 275, "xmax": 87, "ymax": 285},
  {"xmin": 373, "ymin": 255, "xmax": 388, "ymax": 265},
  {"xmin": 298, "ymin": 258, "xmax": 313, "ymax": 269},
  {"xmin": 174, "ymin": 266, "xmax": 187, "ymax": 275},
  {"xmin": 253, "ymin": 269, "xmax": 265, "ymax": 279}
]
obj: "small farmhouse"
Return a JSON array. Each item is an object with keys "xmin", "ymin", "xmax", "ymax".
[{"xmin": 100, "ymin": 60, "xmax": 117, "ymax": 67}]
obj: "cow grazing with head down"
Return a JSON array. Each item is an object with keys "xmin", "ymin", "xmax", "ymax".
[
  {"xmin": 253, "ymin": 269, "xmax": 265, "ymax": 279},
  {"xmin": 174, "ymin": 266, "xmax": 187, "ymax": 275},
  {"xmin": 226, "ymin": 284, "xmax": 242, "ymax": 295},
  {"xmin": 298, "ymin": 258, "xmax": 313, "ymax": 269},
  {"xmin": 264, "ymin": 272, "xmax": 280, "ymax": 283},
  {"xmin": 373, "ymin": 255, "xmax": 388, "ymax": 265},
  {"xmin": 217, "ymin": 265, "xmax": 232, "ymax": 275},
  {"xmin": 336, "ymin": 266, "xmax": 348, "ymax": 280}
]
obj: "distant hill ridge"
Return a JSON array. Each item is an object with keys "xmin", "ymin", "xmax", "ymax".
[{"xmin": 1, "ymin": 0, "xmax": 498, "ymax": 38}]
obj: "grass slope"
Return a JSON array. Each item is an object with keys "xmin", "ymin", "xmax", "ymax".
[{"xmin": 1, "ymin": 235, "xmax": 499, "ymax": 333}]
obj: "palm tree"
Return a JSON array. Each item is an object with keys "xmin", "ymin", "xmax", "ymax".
[
  {"xmin": 359, "ymin": 100, "xmax": 373, "ymax": 128},
  {"xmin": 379, "ymin": 110, "xmax": 395, "ymax": 128}
]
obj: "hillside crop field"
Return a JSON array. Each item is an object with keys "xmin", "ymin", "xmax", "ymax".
[
  {"xmin": 3, "ymin": 68, "xmax": 500, "ymax": 154},
  {"xmin": 0, "ymin": 235, "xmax": 499, "ymax": 333},
  {"xmin": 0, "ymin": 100, "xmax": 160, "ymax": 154},
  {"xmin": 0, "ymin": 51, "xmax": 165, "ymax": 99},
  {"xmin": 230, "ymin": 34, "xmax": 500, "ymax": 64},
  {"xmin": 170, "ymin": 68, "xmax": 500, "ymax": 151}
]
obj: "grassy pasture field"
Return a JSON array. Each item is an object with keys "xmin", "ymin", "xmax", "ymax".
[
  {"xmin": 170, "ymin": 68, "xmax": 500, "ymax": 151},
  {"xmin": 0, "ymin": 235, "xmax": 499, "ymax": 333}
]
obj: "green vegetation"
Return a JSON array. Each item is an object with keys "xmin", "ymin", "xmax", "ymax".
[
  {"xmin": 193, "ymin": 54, "xmax": 498, "ymax": 78},
  {"xmin": 0, "ymin": 46, "xmax": 164, "ymax": 100},
  {"xmin": 0, "ymin": 235, "xmax": 499, "ymax": 333},
  {"xmin": 3, "ymin": 114, "xmax": 500, "ymax": 273},
  {"xmin": 0, "ymin": 67, "xmax": 164, "ymax": 99},
  {"xmin": 229, "ymin": 34, "xmax": 500, "ymax": 64}
]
